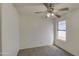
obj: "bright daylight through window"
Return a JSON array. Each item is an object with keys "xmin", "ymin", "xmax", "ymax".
[{"xmin": 57, "ymin": 20, "xmax": 66, "ymax": 41}]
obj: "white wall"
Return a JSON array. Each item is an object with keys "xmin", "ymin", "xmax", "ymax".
[
  {"xmin": 0, "ymin": 4, "xmax": 2, "ymax": 56},
  {"xmin": 1, "ymin": 4, "xmax": 20, "ymax": 56},
  {"xmin": 20, "ymin": 14, "xmax": 54, "ymax": 49},
  {"xmin": 55, "ymin": 9, "xmax": 79, "ymax": 55}
]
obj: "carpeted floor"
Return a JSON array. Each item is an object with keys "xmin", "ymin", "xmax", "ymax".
[{"xmin": 17, "ymin": 45, "xmax": 72, "ymax": 56}]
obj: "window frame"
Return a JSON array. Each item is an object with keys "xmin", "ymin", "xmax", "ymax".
[{"xmin": 56, "ymin": 20, "xmax": 66, "ymax": 41}]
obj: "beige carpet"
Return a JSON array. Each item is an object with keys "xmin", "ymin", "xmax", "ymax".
[{"xmin": 18, "ymin": 45, "xmax": 72, "ymax": 56}]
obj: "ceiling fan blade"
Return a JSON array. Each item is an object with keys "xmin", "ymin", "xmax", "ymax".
[
  {"xmin": 43, "ymin": 3, "xmax": 49, "ymax": 9},
  {"xmin": 34, "ymin": 11, "xmax": 43, "ymax": 14},
  {"xmin": 43, "ymin": 3, "xmax": 53, "ymax": 11},
  {"xmin": 54, "ymin": 14, "xmax": 61, "ymax": 18},
  {"xmin": 58, "ymin": 8, "xmax": 69, "ymax": 11},
  {"xmin": 43, "ymin": 3, "xmax": 54, "ymax": 8},
  {"xmin": 50, "ymin": 3, "xmax": 55, "ymax": 8},
  {"xmin": 49, "ymin": 3, "xmax": 52, "ymax": 8},
  {"xmin": 34, "ymin": 10, "xmax": 47, "ymax": 14}
]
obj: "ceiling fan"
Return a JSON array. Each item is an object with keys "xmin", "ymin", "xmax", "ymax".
[{"xmin": 34, "ymin": 3, "xmax": 69, "ymax": 18}]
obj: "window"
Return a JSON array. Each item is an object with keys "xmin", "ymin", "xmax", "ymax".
[{"xmin": 57, "ymin": 20, "xmax": 66, "ymax": 41}]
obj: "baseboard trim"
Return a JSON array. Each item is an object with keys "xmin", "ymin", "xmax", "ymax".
[
  {"xmin": 54, "ymin": 44, "xmax": 74, "ymax": 56},
  {"xmin": 20, "ymin": 45, "xmax": 51, "ymax": 50}
]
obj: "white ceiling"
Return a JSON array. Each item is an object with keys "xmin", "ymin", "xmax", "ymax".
[
  {"xmin": 14, "ymin": 3, "xmax": 79, "ymax": 18},
  {"xmin": 14, "ymin": 3, "xmax": 46, "ymax": 15}
]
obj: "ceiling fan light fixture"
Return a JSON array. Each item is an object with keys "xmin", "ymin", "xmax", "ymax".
[
  {"xmin": 51, "ymin": 13, "xmax": 54, "ymax": 16},
  {"xmin": 47, "ymin": 13, "xmax": 51, "ymax": 17},
  {"xmin": 47, "ymin": 13, "xmax": 55, "ymax": 17}
]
